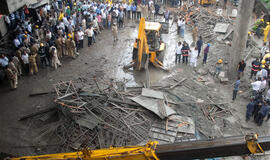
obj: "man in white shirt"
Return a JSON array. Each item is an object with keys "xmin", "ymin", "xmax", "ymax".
[
  {"xmin": 175, "ymin": 42, "xmax": 182, "ymax": 64},
  {"xmin": 21, "ymin": 51, "xmax": 29, "ymax": 74},
  {"xmin": 260, "ymin": 78, "xmax": 267, "ymax": 92},
  {"xmin": 0, "ymin": 54, "xmax": 9, "ymax": 68},
  {"xmin": 85, "ymin": 26, "xmax": 94, "ymax": 46},
  {"xmin": 77, "ymin": 30, "xmax": 84, "ymax": 49},
  {"xmin": 251, "ymin": 78, "xmax": 262, "ymax": 96},
  {"xmin": 256, "ymin": 66, "xmax": 268, "ymax": 80},
  {"xmin": 14, "ymin": 37, "xmax": 21, "ymax": 48}
]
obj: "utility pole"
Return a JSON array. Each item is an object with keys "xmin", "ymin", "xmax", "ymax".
[{"xmin": 228, "ymin": 0, "xmax": 255, "ymax": 79}]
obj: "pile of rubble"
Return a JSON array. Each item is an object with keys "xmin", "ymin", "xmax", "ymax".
[{"xmin": 19, "ymin": 65, "xmax": 245, "ymax": 154}]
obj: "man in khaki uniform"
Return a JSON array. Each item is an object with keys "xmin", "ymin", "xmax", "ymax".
[
  {"xmin": 61, "ymin": 37, "xmax": 67, "ymax": 56},
  {"xmin": 55, "ymin": 37, "xmax": 63, "ymax": 58},
  {"xmin": 12, "ymin": 56, "xmax": 22, "ymax": 76},
  {"xmin": 66, "ymin": 38, "xmax": 74, "ymax": 58},
  {"xmin": 29, "ymin": 53, "xmax": 38, "ymax": 75},
  {"xmin": 112, "ymin": 23, "xmax": 118, "ymax": 41},
  {"xmin": 30, "ymin": 42, "xmax": 40, "ymax": 67},
  {"xmin": 192, "ymin": 24, "xmax": 198, "ymax": 43},
  {"xmin": 5, "ymin": 64, "xmax": 17, "ymax": 89}
]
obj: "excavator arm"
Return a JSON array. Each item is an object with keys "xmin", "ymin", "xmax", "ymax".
[
  {"xmin": 10, "ymin": 134, "xmax": 270, "ymax": 160},
  {"xmin": 264, "ymin": 23, "xmax": 270, "ymax": 43}
]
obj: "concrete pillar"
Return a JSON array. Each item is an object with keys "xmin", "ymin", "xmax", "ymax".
[{"xmin": 228, "ymin": 0, "xmax": 255, "ymax": 79}]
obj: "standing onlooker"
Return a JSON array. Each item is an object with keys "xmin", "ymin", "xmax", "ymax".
[
  {"xmin": 237, "ymin": 60, "xmax": 246, "ymax": 78},
  {"xmin": 175, "ymin": 41, "xmax": 182, "ymax": 64},
  {"xmin": 77, "ymin": 29, "xmax": 84, "ymax": 49},
  {"xmin": 154, "ymin": 3, "xmax": 160, "ymax": 21},
  {"xmin": 127, "ymin": 3, "xmax": 131, "ymax": 19},
  {"xmin": 21, "ymin": 51, "xmax": 29, "ymax": 74},
  {"xmin": 250, "ymin": 58, "xmax": 260, "ymax": 79},
  {"xmin": 107, "ymin": 13, "xmax": 112, "ymax": 29},
  {"xmin": 181, "ymin": 41, "xmax": 190, "ymax": 65},
  {"xmin": 232, "ymin": 76, "xmax": 241, "ymax": 101},
  {"xmin": 137, "ymin": 4, "xmax": 142, "ymax": 20},
  {"xmin": 50, "ymin": 46, "xmax": 61, "ymax": 70},
  {"xmin": 196, "ymin": 36, "xmax": 203, "ymax": 57},
  {"xmin": 112, "ymin": 23, "xmax": 118, "ymax": 41},
  {"xmin": 131, "ymin": 4, "xmax": 137, "ymax": 20},
  {"xmin": 255, "ymin": 101, "xmax": 269, "ymax": 126},
  {"xmin": 164, "ymin": 10, "xmax": 170, "ymax": 23},
  {"xmin": 251, "ymin": 78, "xmax": 262, "ymax": 96},
  {"xmin": 202, "ymin": 43, "xmax": 210, "ymax": 65},
  {"xmin": 85, "ymin": 26, "xmax": 93, "ymax": 47},
  {"xmin": 0, "ymin": 54, "xmax": 9, "ymax": 68},
  {"xmin": 177, "ymin": 18, "xmax": 182, "ymax": 36},
  {"xmin": 246, "ymin": 97, "xmax": 256, "ymax": 122},
  {"xmin": 189, "ymin": 45, "xmax": 198, "ymax": 67},
  {"xmin": 180, "ymin": 18, "xmax": 185, "ymax": 38},
  {"xmin": 192, "ymin": 24, "xmax": 198, "ymax": 43}
]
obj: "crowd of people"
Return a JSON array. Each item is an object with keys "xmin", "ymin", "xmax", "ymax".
[{"xmin": 0, "ymin": 0, "xmax": 166, "ymax": 90}]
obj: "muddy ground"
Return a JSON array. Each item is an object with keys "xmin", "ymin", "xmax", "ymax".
[{"xmin": 0, "ymin": 11, "xmax": 270, "ymax": 159}]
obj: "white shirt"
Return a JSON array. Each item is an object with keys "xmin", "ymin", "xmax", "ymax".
[
  {"xmin": 260, "ymin": 80, "xmax": 267, "ymax": 91},
  {"xmin": 14, "ymin": 39, "xmax": 20, "ymax": 48},
  {"xmin": 266, "ymin": 89, "xmax": 270, "ymax": 100},
  {"xmin": 78, "ymin": 31, "xmax": 84, "ymax": 40},
  {"xmin": 251, "ymin": 81, "xmax": 261, "ymax": 91},
  {"xmin": 21, "ymin": 54, "xmax": 29, "ymax": 64},
  {"xmin": 176, "ymin": 45, "xmax": 182, "ymax": 55},
  {"xmin": 85, "ymin": 28, "xmax": 93, "ymax": 37},
  {"xmin": 256, "ymin": 69, "xmax": 268, "ymax": 80},
  {"xmin": 190, "ymin": 48, "xmax": 198, "ymax": 60}
]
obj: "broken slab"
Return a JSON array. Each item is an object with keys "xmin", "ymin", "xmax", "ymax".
[
  {"xmin": 130, "ymin": 95, "xmax": 176, "ymax": 119},
  {"xmin": 75, "ymin": 113, "xmax": 101, "ymax": 130},
  {"xmin": 168, "ymin": 115, "xmax": 195, "ymax": 135},
  {"xmin": 213, "ymin": 23, "xmax": 230, "ymax": 33},
  {"xmin": 142, "ymin": 88, "xmax": 164, "ymax": 99}
]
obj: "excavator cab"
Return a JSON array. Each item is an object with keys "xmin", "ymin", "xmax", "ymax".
[{"xmin": 130, "ymin": 18, "xmax": 168, "ymax": 71}]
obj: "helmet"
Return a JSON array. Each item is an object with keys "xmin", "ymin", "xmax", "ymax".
[
  {"xmin": 261, "ymin": 19, "xmax": 264, "ymax": 22},
  {"xmin": 261, "ymin": 65, "xmax": 265, "ymax": 68},
  {"xmin": 248, "ymin": 32, "xmax": 251, "ymax": 35},
  {"xmin": 74, "ymin": 2, "xmax": 76, "ymax": 6},
  {"xmin": 262, "ymin": 60, "xmax": 266, "ymax": 64},
  {"xmin": 218, "ymin": 59, "xmax": 223, "ymax": 64},
  {"xmin": 67, "ymin": 6, "xmax": 70, "ymax": 8},
  {"xmin": 207, "ymin": 43, "xmax": 210, "ymax": 47},
  {"xmin": 24, "ymin": 35, "xmax": 27, "ymax": 38},
  {"xmin": 267, "ymin": 22, "xmax": 270, "ymax": 25},
  {"xmin": 269, "ymin": 66, "xmax": 270, "ymax": 70},
  {"xmin": 35, "ymin": 25, "xmax": 39, "ymax": 28},
  {"xmin": 40, "ymin": 43, "xmax": 44, "ymax": 47}
]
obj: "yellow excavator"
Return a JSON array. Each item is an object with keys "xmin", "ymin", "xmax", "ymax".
[
  {"xmin": 199, "ymin": 0, "xmax": 216, "ymax": 5},
  {"xmin": 9, "ymin": 134, "xmax": 270, "ymax": 160},
  {"xmin": 125, "ymin": 18, "xmax": 168, "ymax": 71},
  {"xmin": 264, "ymin": 22, "xmax": 270, "ymax": 43}
]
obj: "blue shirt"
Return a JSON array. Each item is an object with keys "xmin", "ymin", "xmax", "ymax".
[
  {"xmin": 259, "ymin": 105, "xmax": 269, "ymax": 117},
  {"xmin": 131, "ymin": 5, "xmax": 136, "ymax": 12},
  {"xmin": 127, "ymin": 5, "xmax": 131, "ymax": 11},
  {"xmin": 0, "ymin": 57, "xmax": 9, "ymax": 67},
  {"xmin": 234, "ymin": 80, "xmax": 240, "ymax": 91}
]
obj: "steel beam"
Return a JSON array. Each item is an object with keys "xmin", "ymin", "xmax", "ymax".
[{"xmin": 156, "ymin": 136, "xmax": 270, "ymax": 160}]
